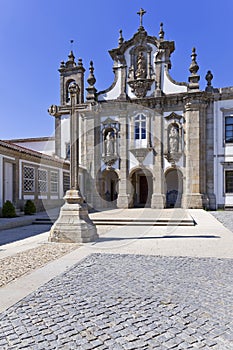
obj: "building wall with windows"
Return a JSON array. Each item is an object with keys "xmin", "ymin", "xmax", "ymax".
[
  {"xmin": 214, "ymin": 95, "xmax": 233, "ymax": 208},
  {"xmin": 0, "ymin": 140, "xmax": 70, "ymax": 214},
  {"xmin": 48, "ymin": 14, "xmax": 233, "ymax": 210}
]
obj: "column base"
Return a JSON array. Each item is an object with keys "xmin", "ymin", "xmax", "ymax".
[
  {"xmin": 117, "ymin": 194, "xmax": 130, "ymax": 209},
  {"xmin": 206, "ymin": 193, "xmax": 217, "ymax": 210},
  {"xmin": 182, "ymin": 193, "xmax": 205, "ymax": 209},
  {"xmin": 49, "ymin": 190, "xmax": 98, "ymax": 243},
  {"xmin": 151, "ymin": 193, "xmax": 165, "ymax": 209}
]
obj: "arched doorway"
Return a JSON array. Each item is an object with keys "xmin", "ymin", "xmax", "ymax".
[
  {"xmin": 98, "ymin": 169, "xmax": 119, "ymax": 207},
  {"xmin": 130, "ymin": 168, "xmax": 153, "ymax": 207},
  {"xmin": 165, "ymin": 168, "xmax": 183, "ymax": 208}
]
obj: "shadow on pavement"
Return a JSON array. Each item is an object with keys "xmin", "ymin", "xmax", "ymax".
[{"xmin": 0, "ymin": 224, "xmax": 52, "ymax": 246}]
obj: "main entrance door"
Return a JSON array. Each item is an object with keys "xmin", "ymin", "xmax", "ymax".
[
  {"xmin": 130, "ymin": 169, "xmax": 153, "ymax": 207},
  {"xmin": 140, "ymin": 176, "xmax": 148, "ymax": 204}
]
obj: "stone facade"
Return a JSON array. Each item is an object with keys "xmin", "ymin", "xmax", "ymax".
[{"xmin": 49, "ymin": 11, "xmax": 233, "ymax": 210}]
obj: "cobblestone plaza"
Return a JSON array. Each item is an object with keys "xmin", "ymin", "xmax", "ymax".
[{"xmin": 0, "ymin": 253, "xmax": 233, "ymax": 349}]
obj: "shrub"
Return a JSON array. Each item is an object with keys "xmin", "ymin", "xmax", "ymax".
[
  {"xmin": 24, "ymin": 200, "xmax": 36, "ymax": 215},
  {"xmin": 2, "ymin": 200, "xmax": 16, "ymax": 218}
]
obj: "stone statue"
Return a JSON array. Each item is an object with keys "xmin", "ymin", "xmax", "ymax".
[
  {"xmin": 136, "ymin": 51, "xmax": 146, "ymax": 79},
  {"xmin": 169, "ymin": 125, "xmax": 179, "ymax": 153},
  {"xmin": 105, "ymin": 131, "xmax": 115, "ymax": 155}
]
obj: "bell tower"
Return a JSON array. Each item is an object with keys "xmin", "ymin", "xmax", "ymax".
[
  {"xmin": 59, "ymin": 49, "xmax": 85, "ymax": 105},
  {"xmin": 51, "ymin": 48, "xmax": 85, "ymax": 157}
]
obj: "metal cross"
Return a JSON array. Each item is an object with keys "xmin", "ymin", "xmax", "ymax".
[{"xmin": 137, "ymin": 8, "xmax": 146, "ymax": 27}]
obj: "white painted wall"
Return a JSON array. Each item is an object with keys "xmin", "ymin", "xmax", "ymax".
[
  {"xmin": 14, "ymin": 140, "xmax": 55, "ymax": 156},
  {"xmin": 214, "ymin": 99, "xmax": 233, "ymax": 207},
  {"xmin": 162, "ymin": 66, "xmax": 187, "ymax": 94}
]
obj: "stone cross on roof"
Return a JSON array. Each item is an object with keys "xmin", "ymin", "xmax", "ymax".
[{"xmin": 137, "ymin": 8, "xmax": 146, "ymax": 28}]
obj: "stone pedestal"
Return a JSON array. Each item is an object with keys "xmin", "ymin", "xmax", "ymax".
[
  {"xmin": 182, "ymin": 193, "xmax": 204, "ymax": 209},
  {"xmin": 151, "ymin": 193, "xmax": 165, "ymax": 209},
  {"xmin": 49, "ymin": 190, "xmax": 98, "ymax": 243}
]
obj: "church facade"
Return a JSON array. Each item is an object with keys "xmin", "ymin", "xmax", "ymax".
[{"xmin": 49, "ymin": 11, "xmax": 233, "ymax": 210}]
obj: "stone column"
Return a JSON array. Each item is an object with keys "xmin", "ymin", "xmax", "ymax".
[
  {"xmin": 49, "ymin": 83, "xmax": 98, "ymax": 243},
  {"xmin": 151, "ymin": 110, "xmax": 165, "ymax": 208},
  {"xmin": 117, "ymin": 110, "xmax": 130, "ymax": 208},
  {"xmin": 55, "ymin": 116, "xmax": 61, "ymax": 157},
  {"xmin": 205, "ymin": 97, "xmax": 216, "ymax": 209},
  {"xmin": 182, "ymin": 95, "xmax": 208, "ymax": 208}
]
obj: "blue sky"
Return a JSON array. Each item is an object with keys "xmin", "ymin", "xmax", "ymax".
[{"xmin": 1, "ymin": 0, "xmax": 233, "ymax": 139}]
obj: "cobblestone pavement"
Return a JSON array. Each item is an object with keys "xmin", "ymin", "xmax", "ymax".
[
  {"xmin": 0, "ymin": 253, "xmax": 232, "ymax": 349},
  {"xmin": 210, "ymin": 211, "xmax": 233, "ymax": 233},
  {"xmin": 0, "ymin": 243, "xmax": 80, "ymax": 287}
]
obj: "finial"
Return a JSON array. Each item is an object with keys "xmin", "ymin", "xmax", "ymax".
[
  {"xmin": 188, "ymin": 47, "xmax": 200, "ymax": 90},
  {"xmin": 68, "ymin": 50, "xmax": 75, "ymax": 62},
  {"xmin": 60, "ymin": 61, "xmax": 65, "ymax": 69},
  {"xmin": 78, "ymin": 58, "xmax": 83, "ymax": 67},
  {"xmin": 205, "ymin": 70, "xmax": 213, "ymax": 86},
  {"xmin": 118, "ymin": 29, "xmax": 124, "ymax": 46},
  {"xmin": 86, "ymin": 60, "xmax": 97, "ymax": 101},
  {"xmin": 205, "ymin": 70, "xmax": 214, "ymax": 92},
  {"xmin": 159, "ymin": 22, "xmax": 164, "ymax": 39},
  {"xmin": 189, "ymin": 47, "xmax": 199, "ymax": 75},
  {"xmin": 87, "ymin": 61, "xmax": 96, "ymax": 87},
  {"xmin": 137, "ymin": 8, "xmax": 146, "ymax": 28}
]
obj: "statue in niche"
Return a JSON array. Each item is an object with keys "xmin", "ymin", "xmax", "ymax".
[
  {"xmin": 105, "ymin": 131, "xmax": 115, "ymax": 155},
  {"xmin": 169, "ymin": 125, "xmax": 179, "ymax": 153},
  {"xmin": 135, "ymin": 51, "xmax": 146, "ymax": 79}
]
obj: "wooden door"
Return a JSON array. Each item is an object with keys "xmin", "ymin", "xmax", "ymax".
[{"xmin": 140, "ymin": 176, "xmax": 148, "ymax": 204}]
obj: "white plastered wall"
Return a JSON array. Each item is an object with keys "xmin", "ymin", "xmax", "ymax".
[{"xmin": 214, "ymin": 99, "xmax": 233, "ymax": 207}]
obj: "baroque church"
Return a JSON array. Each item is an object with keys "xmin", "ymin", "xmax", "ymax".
[{"xmin": 46, "ymin": 9, "xmax": 233, "ymax": 211}]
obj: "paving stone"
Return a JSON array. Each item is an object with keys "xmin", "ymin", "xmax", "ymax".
[{"xmin": 0, "ymin": 253, "xmax": 232, "ymax": 349}]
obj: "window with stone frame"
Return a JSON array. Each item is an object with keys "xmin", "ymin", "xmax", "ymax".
[
  {"xmin": 38, "ymin": 169, "xmax": 48, "ymax": 193},
  {"xmin": 225, "ymin": 170, "xmax": 233, "ymax": 193},
  {"xmin": 225, "ymin": 116, "xmax": 233, "ymax": 143},
  {"xmin": 50, "ymin": 171, "xmax": 59, "ymax": 193},
  {"xmin": 23, "ymin": 166, "xmax": 35, "ymax": 192},
  {"xmin": 134, "ymin": 114, "xmax": 146, "ymax": 148}
]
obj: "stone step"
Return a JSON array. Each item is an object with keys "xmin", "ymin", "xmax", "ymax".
[
  {"xmin": 92, "ymin": 218, "xmax": 194, "ymax": 226},
  {"xmin": 32, "ymin": 218, "xmax": 53, "ymax": 225}
]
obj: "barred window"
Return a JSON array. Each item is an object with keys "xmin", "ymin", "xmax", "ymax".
[
  {"xmin": 50, "ymin": 171, "xmax": 59, "ymax": 193},
  {"xmin": 23, "ymin": 166, "xmax": 35, "ymax": 192},
  {"xmin": 63, "ymin": 172, "xmax": 70, "ymax": 194},
  {"xmin": 225, "ymin": 171, "xmax": 233, "ymax": 193},
  {"xmin": 38, "ymin": 169, "xmax": 48, "ymax": 193},
  {"xmin": 66, "ymin": 143, "xmax": 70, "ymax": 160}
]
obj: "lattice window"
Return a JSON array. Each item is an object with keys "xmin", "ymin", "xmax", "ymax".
[
  {"xmin": 225, "ymin": 170, "xmax": 233, "ymax": 193},
  {"xmin": 38, "ymin": 169, "xmax": 48, "ymax": 193},
  {"xmin": 23, "ymin": 166, "xmax": 35, "ymax": 192},
  {"xmin": 50, "ymin": 171, "xmax": 59, "ymax": 193},
  {"xmin": 63, "ymin": 172, "xmax": 70, "ymax": 194}
]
